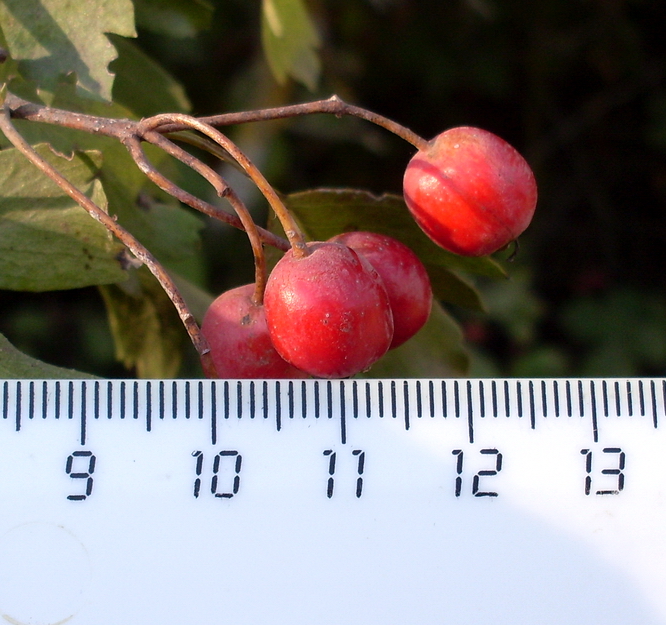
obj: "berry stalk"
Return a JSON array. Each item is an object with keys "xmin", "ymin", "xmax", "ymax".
[
  {"xmin": 136, "ymin": 113, "xmax": 310, "ymax": 258},
  {"xmin": 137, "ymin": 128, "xmax": 269, "ymax": 304}
]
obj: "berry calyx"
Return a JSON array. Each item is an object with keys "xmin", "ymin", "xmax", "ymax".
[
  {"xmin": 264, "ymin": 241, "xmax": 394, "ymax": 378},
  {"xmin": 329, "ymin": 231, "xmax": 432, "ymax": 348},
  {"xmin": 201, "ymin": 284, "xmax": 308, "ymax": 379},
  {"xmin": 403, "ymin": 126, "xmax": 537, "ymax": 257}
]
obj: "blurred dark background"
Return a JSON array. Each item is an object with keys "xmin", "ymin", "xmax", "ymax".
[{"xmin": 3, "ymin": 0, "xmax": 666, "ymax": 378}]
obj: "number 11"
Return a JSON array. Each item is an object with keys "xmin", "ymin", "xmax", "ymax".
[{"xmin": 323, "ymin": 449, "xmax": 365, "ymax": 498}]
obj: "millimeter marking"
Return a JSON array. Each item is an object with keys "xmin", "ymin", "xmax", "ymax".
[{"xmin": 1, "ymin": 379, "xmax": 663, "ymax": 447}]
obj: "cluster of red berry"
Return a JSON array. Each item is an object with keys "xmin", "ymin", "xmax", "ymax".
[{"xmin": 201, "ymin": 126, "xmax": 537, "ymax": 379}]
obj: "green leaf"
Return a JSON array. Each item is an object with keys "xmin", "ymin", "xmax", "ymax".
[
  {"xmin": 360, "ymin": 302, "xmax": 470, "ymax": 378},
  {"xmin": 0, "ymin": 22, "xmax": 20, "ymax": 87},
  {"xmin": 282, "ymin": 188, "xmax": 504, "ymax": 310},
  {"xmin": 284, "ymin": 189, "xmax": 505, "ymax": 276},
  {"xmin": 133, "ymin": 0, "xmax": 214, "ymax": 38},
  {"xmin": 108, "ymin": 34, "xmax": 191, "ymax": 116},
  {"xmin": 0, "ymin": 144, "xmax": 128, "ymax": 291},
  {"xmin": 421, "ymin": 264, "xmax": 485, "ymax": 312},
  {"xmin": 119, "ymin": 195, "xmax": 205, "ymax": 281},
  {"xmin": 0, "ymin": 0, "xmax": 136, "ymax": 100},
  {"xmin": 98, "ymin": 266, "xmax": 190, "ymax": 378},
  {"xmin": 261, "ymin": 0, "xmax": 321, "ymax": 90},
  {"xmin": 0, "ymin": 331, "xmax": 98, "ymax": 378},
  {"xmin": 45, "ymin": 78, "xmax": 163, "ymax": 194}
]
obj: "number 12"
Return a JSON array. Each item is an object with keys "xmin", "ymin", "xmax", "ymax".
[{"xmin": 452, "ymin": 449, "xmax": 503, "ymax": 497}]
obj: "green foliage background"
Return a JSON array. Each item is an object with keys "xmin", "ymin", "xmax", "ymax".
[{"xmin": 1, "ymin": 0, "xmax": 665, "ymax": 379}]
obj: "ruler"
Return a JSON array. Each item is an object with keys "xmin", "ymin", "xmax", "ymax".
[{"xmin": 0, "ymin": 378, "xmax": 665, "ymax": 625}]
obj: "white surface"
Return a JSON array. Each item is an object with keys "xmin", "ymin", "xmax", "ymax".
[{"xmin": 0, "ymin": 379, "xmax": 664, "ymax": 625}]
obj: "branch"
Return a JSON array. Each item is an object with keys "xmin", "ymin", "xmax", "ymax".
[
  {"xmin": 5, "ymin": 92, "xmax": 134, "ymax": 139},
  {"xmin": 4, "ymin": 92, "xmax": 290, "ymax": 251},
  {"xmin": 170, "ymin": 95, "xmax": 430, "ymax": 151},
  {"xmin": 140, "ymin": 129, "xmax": 269, "ymax": 303},
  {"xmin": 5, "ymin": 92, "xmax": 430, "ymax": 152},
  {"xmin": 136, "ymin": 113, "xmax": 309, "ymax": 257},
  {"xmin": 123, "ymin": 134, "xmax": 290, "ymax": 252},
  {"xmin": 0, "ymin": 103, "xmax": 218, "ymax": 376}
]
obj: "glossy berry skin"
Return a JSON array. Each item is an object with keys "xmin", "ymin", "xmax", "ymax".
[
  {"xmin": 403, "ymin": 126, "xmax": 537, "ymax": 257},
  {"xmin": 201, "ymin": 284, "xmax": 308, "ymax": 379},
  {"xmin": 264, "ymin": 241, "xmax": 394, "ymax": 379},
  {"xmin": 329, "ymin": 231, "xmax": 432, "ymax": 348}
]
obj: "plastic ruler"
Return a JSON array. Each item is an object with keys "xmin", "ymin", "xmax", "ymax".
[{"xmin": 0, "ymin": 377, "xmax": 665, "ymax": 625}]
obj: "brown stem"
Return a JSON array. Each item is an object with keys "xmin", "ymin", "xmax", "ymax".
[
  {"xmin": 141, "ymin": 130, "xmax": 268, "ymax": 304},
  {"xmin": 0, "ymin": 104, "xmax": 218, "ymax": 376},
  {"xmin": 5, "ymin": 92, "xmax": 134, "ymax": 139},
  {"xmin": 158, "ymin": 95, "xmax": 430, "ymax": 152},
  {"xmin": 6, "ymin": 92, "xmax": 429, "ymax": 151},
  {"xmin": 137, "ymin": 113, "xmax": 310, "ymax": 258},
  {"xmin": 123, "ymin": 134, "xmax": 289, "ymax": 253},
  {"xmin": 4, "ymin": 92, "xmax": 289, "ymax": 250}
]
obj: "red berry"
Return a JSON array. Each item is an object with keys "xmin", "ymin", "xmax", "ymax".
[
  {"xmin": 264, "ymin": 241, "xmax": 394, "ymax": 378},
  {"xmin": 201, "ymin": 284, "xmax": 308, "ymax": 379},
  {"xmin": 329, "ymin": 231, "xmax": 432, "ymax": 348},
  {"xmin": 403, "ymin": 126, "xmax": 537, "ymax": 257}
]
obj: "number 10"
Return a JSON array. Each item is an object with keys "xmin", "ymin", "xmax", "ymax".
[{"xmin": 192, "ymin": 450, "xmax": 242, "ymax": 499}]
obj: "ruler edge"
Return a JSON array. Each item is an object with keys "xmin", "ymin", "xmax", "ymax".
[{"xmin": 1, "ymin": 378, "xmax": 664, "ymax": 446}]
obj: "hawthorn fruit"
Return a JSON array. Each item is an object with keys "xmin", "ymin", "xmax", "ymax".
[
  {"xmin": 329, "ymin": 231, "xmax": 432, "ymax": 348},
  {"xmin": 201, "ymin": 284, "xmax": 308, "ymax": 379},
  {"xmin": 264, "ymin": 241, "xmax": 394, "ymax": 378},
  {"xmin": 403, "ymin": 126, "xmax": 537, "ymax": 256}
]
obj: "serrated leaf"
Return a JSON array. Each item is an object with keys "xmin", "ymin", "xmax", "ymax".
[
  {"xmin": 133, "ymin": 0, "xmax": 214, "ymax": 38},
  {"xmin": 0, "ymin": 0, "xmax": 136, "ymax": 100},
  {"xmin": 360, "ymin": 301, "xmax": 469, "ymax": 378},
  {"xmin": 99, "ymin": 266, "xmax": 189, "ymax": 378},
  {"xmin": 0, "ymin": 331, "xmax": 98, "ymax": 378},
  {"xmin": 281, "ymin": 188, "xmax": 503, "ymax": 310},
  {"xmin": 261, "ymin": 0, "xmax": 321, "ymax": 90},
  {"xmin": 108, "ymin": 34, "xmax": 191, "ymax": 116},
  {"xmin": 0, "ymin": 144, "xmax": 128, "ymax": 291}
]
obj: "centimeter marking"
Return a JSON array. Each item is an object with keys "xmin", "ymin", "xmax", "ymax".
[{"xmin": 1, "ymin": 379, "xmax": 663, "ymax": 447}]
